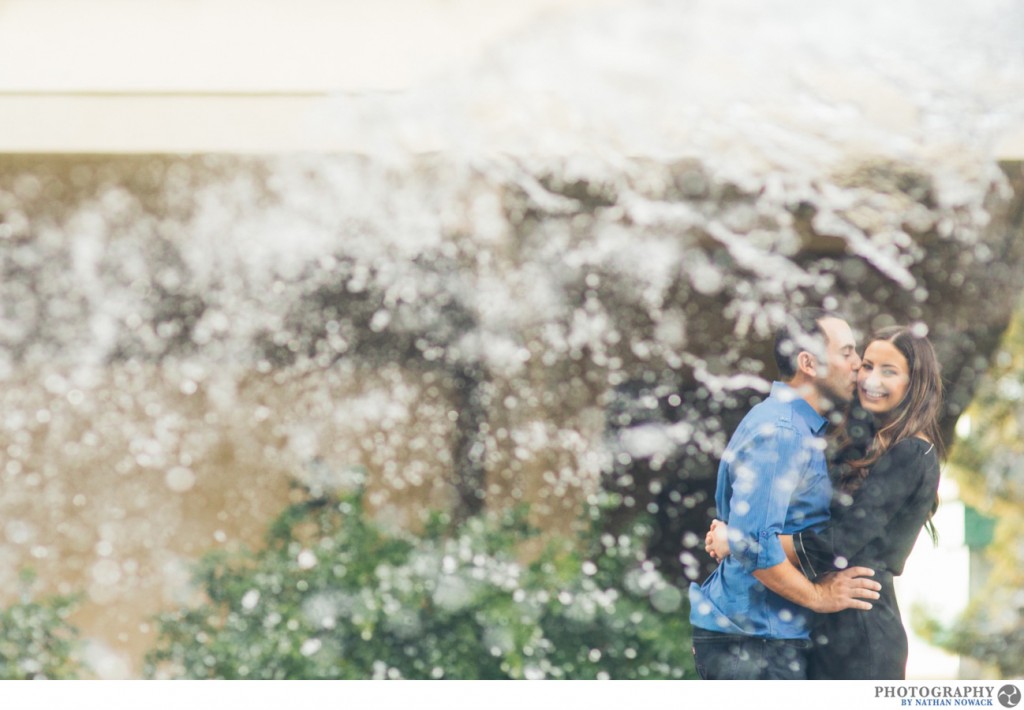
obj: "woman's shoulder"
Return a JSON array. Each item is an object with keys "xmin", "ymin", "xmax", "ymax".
[
  {"xmin": 857, "ymin": 438, "xmax": 939, "ymax": 497},
  {"xmin": 874, "ymin": 436, "xmax": 939, "ymax": 469},
  {"xmin": 890, "ymin": 435, "xmax": 936, "ymax": 452}
]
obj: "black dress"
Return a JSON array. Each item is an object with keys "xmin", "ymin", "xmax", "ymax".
[{"xmin": 793, "ymin": 437, "xmax": 941, "ymax": 680}]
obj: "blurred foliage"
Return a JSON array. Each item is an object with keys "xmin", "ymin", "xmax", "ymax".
[
  {"xmin": 144, "ymin": 476, "xmax": 693, "ymax": 679},
  {"xmin": 916, "ymin": 300, "xmax": 1024, "ymax": 677},
  {"xmin": 0, "ymin": 572, "xmax": 83, "ymax": 679}
]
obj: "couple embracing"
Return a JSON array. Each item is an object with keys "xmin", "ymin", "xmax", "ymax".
[{"xmin": 689, "ymin": 308, "xmax": 944, "ymax": 680}]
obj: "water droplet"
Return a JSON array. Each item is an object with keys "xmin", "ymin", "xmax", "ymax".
[
  {"xmin": 297, "ymin": 549, "xmax": 318, "ymax": 570},
  {"xmin": 300, "ymin": 638, "xmax": 322, "ymax": 657},
  {"xmin": 241, "ymin": 589, "xmax": 260, "ymax": 610},
  {"xmin": 165, "ymin": 467, "xmax": 196, "ymax": 493}
]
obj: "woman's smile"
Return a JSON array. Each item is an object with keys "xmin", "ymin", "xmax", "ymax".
[{"xmin": 860, "ymin": 386, "xmax": 889, "ymax": 401}]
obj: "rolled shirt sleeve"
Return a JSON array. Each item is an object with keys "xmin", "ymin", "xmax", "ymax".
[{"xmin": 725, "ymin": 424, "xmax": 804, "ymax": 572}]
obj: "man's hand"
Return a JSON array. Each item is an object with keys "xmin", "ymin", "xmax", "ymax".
[
  {"xmin": 753, "ymin": 562, "xmax": 881, "ymax": 613},
  {"xmin": 809, "ymin": 567, "xmax": 881, "ymax": 613}
]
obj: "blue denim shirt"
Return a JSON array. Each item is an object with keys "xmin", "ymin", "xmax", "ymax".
[{"xmin": 689, "ymin": 382, "xmax": 832, "ymax": 639}]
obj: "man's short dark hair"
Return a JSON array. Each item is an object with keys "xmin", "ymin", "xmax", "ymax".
[{"xmin": 773, "ymin": 307, "xmax": 838, "ymax": 380}]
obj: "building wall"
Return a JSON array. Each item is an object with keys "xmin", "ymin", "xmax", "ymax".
[
  {"xmin": 3, "ymin": 0, "xmax": 1021, "ymax": 156},
  {"xmin": 0, "ymin": 0, "xmax": 608, "ymax": 153}
]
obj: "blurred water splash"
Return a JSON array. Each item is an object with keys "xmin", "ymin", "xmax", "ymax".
[
  {"xmin": 4, "ymin": 1, "xmax": 1023, "ymax": 368},
  {"xmin": 335, "ymin": 0, "xmax": 1024, "ymax": 159}
]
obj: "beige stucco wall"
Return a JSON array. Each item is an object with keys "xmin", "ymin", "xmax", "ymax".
[
  {"xmin": 0, "ymin": 0, "xmax": 614, "ymax": 153},
  {"xmin": 3, "ymin": 0, "xmax": 1021, "ymax": 156}
]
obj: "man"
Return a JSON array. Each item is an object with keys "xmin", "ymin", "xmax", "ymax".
[{"xmin": 689, "ymin": 308, "xmax": 881, "ymax": 680}]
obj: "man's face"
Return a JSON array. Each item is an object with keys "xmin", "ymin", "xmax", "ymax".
[{"xmin": 814, "ymin": 317, "xmax": 861, "ymax": 405}]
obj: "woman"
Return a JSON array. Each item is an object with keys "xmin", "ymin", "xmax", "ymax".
[{"xmin": 705, "ymin": 325, "xmax": 944, "ymax": 679}]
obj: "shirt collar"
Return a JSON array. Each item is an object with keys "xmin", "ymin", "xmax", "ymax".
[{"xmin": 770, "ymin": 381, "xmax": 829, "ymax": 435}]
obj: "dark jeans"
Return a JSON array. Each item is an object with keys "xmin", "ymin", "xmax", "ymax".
[{"xmin": 692, "ymin": 628, "xmax": 813, "ymax": 680}]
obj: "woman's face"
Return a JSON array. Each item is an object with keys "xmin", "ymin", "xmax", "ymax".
[{"xmin": 857, "ymin": 340, "xmax": 910, "ymax": 416}]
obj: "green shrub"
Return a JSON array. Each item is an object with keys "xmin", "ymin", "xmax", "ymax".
[
  {"xmin": 0, "ymin": 577, "xmax": 83, "ymax": 679},
  {"xmin": 144, "ymin": 480, "xmax": 693, "ymax": 679}
]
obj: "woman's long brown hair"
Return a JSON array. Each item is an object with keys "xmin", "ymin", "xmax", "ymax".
[{"xmin": 837, "ymin": 325, "xmax": 945, "ymax": 539}]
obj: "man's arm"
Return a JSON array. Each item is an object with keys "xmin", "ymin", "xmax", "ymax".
[
  {"xmin": 706, "ymin": 521, "xmax": 800, "ymax": 567},
  {"xmin": 723, "ymin": 427, "xmax": 802, "ymax": 572},
  {"xmin": 753, "ymin": 559, "xmax": 880, "ymax": 613},
  {"xmin": 706, "ymin": 520, "xmax": 879, "ymax": 611}
]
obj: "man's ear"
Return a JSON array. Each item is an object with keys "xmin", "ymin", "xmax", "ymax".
[{"xmin": 797, "ymin": 351, "xmax": 817, "ymax": 377}]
